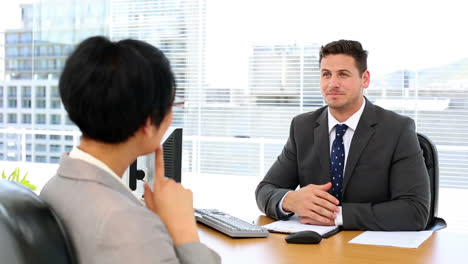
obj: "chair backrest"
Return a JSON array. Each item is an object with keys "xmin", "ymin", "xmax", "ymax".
[
  {"xmin": 0, "ymin": 180, "xmax": 76, "ymax": 264},
  {"xmin": 417, "ymin": 133, "xmax": 446, "ymax": 231}
]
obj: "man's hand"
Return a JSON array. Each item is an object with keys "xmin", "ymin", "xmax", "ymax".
[
  {"xmin": 282, "ymin": 182, "xmax": 339, "ymax": 225},
  {"xmin": 143, "ymin": 146, "xmax": 199, "ymax": 246}
]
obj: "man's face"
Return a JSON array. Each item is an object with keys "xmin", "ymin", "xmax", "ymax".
[{"xmin": 320, "ymin": 54, "xmax": 369, "ymax": 116}]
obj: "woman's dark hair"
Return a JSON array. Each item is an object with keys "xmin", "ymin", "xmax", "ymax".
[{"xmin": 59, "ymin": 36, "xmax": 175, "ymax": 143}]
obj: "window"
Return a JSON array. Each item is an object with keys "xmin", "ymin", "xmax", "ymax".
[
  {"xmin": 65, "ymin": 135, "xmax": 73, "ymax": 141},
  {"xmin": 8, "ymin": 86, "xmax": 17, "ymax": 97},
  {"xmin": 26, "ymin": 143, "xmax": 32, "ymax": 151},
  {"xmin": 65, "ymin": 115, "xmax": 74, "ymax": 125},
  {"xmin": 7, "ymin": 47, "xmax": 18, "ymax": 57},
  {"xmin": 36, "ymin": 98, "xmax": 46, "ymax": 108},
  {"xmin": 50, "ymin": 144, "xmax": 61, "ymax": 152},
  {"xmin": 21, "ymin": 114, "xmax": 31, "ymax": 124},
  {"xmin": 35, "ymin": 114, "xmax": 46, "ymax": 124},
  {"xmin": 8, "ymin": 99, "xmax": 17, "ymax": 108},
  {"xmin": 0, "ymin": 114, "xmax": 3, "ymax": 123},
  {"xmin": 50, "ymin": 135, "xmax": 61, "ymax": 140},
  {"xmin": 22, "ymin": 99, "xmax": 31, "ymax": 108},
  {"xmin": 51, "ymin": 99, "xmax": 61, "ymax": 109},
  {"xmin": 21, "ymin": 86, "xmax": 32, "ymax": 108},
  {"xmin": 35, "ymin": 144, "xmax": 46, "ymax": 152},
  {"xmin": 35, "ymin": 134, "xmax": 46, "ymax": 140},
  {"xmin": 35, "ymin": 86, "xmax": 46, "ymax": 97},
  {"xmin": 7, "ymin": 153, "xmax": 18, "ymax": 161},
  {"xmin": 7, "ymin": 142, "xmax": 17, "ymax": 150},
  {"xmin": 50, "ymin": 114, "xmax": 61, "ymax": 125},
  {"xmin": 50, "ymin": 156, "xmax": 60, "ymax": 163},
  {"xmin": 6, "ymin": 134, "xmax": 17, "ymax": 139},
  {"xmin": 21, "ymin": 86, "xmax": 31, "ymax": 97},
  {"xmin": 35, "ymin": 155, "xmax": 46, "ymax": 163},
  {"xmin": 50, "ymin": 86, "xmax": 59, "ymax": 98},
  {"xmin": 7, "ymin": 113, "xmax": 17, "ymax": 124},
  {"xmin": 65, "ymin": 145, "xmax": 73, "ymax": 152},
  {"xmin": 6, "ymin": 33, "xmax": 18, "ymax": 44}
]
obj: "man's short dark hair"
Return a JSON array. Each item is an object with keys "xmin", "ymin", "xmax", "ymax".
[
  {"xmin": 60, "ymin": 36, "xmax": 175, "ymax": 143},
  {"xmin": 319, "ymin": 40, "xmax": 368, "ymax": 74}
]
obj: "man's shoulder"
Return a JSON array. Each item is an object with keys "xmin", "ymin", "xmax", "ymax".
[
  {"xmin": 370, "ymin": 102, "xmax": 413, "ymax": 123},
  {"xmin": 293, "ymin": 105, "xmax": 328, "ymax": 124}
]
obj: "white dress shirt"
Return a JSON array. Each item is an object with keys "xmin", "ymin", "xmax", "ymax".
[{"xmin": 278, "ymin": 99, "xmax": 366, "ymax": 226}]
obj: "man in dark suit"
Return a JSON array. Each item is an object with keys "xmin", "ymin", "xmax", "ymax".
[{"xmin": 255, "ymin": 40, "xmax": 430, "ymax": 231}]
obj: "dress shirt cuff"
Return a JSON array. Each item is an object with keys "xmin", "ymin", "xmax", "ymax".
[
  {"xmin": 334, "ymin": 206, "xmax": 343, "ymax": 226},
  {"xmin": 277, "ymin": 191, "xmax": 294, "ymax": 217}
]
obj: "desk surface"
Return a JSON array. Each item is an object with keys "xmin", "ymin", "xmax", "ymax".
[{"xmin": 198, "ymin": 215, "xmax": 468, "ymax": 264}]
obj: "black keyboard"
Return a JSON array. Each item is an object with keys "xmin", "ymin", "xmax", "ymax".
[{"xmin": 195, "ymin": 208, "xmax": 269, "ymax": 238}]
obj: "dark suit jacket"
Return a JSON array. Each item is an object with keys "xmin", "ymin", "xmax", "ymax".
[{"xmin": 255, "ymin": 99, "xmax": 430, "ymax": 231}]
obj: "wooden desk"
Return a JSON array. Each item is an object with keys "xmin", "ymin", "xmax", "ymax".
[{"xmin": 198, "ymin": 215, "xmax": 468, "ymax": 264}]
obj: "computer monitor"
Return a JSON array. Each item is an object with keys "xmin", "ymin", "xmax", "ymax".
[
  {"xmin": 161, "ymin": 128, "xmax": 183, "ymax": 182},
  {"xmin": 129, "ymin": 128, "xmax": 183, "ymax": 190}
]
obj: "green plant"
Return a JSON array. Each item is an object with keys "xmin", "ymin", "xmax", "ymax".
[{"xmin": 2, "ymin": 168, "xmax": 37, "ymax": 191}]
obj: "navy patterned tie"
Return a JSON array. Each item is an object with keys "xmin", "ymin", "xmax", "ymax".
[{"xmin": 330, "ymin": 124, "xmax": 348, "ymax": 204}]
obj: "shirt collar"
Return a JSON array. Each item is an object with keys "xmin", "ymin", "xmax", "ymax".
[
  {"xmin": 328, "ymin": 98, "xmax": 366, "ymax": 134},
  {"xmin": 68, "ymin": 148, "xmax": 145, "ymax": 203},
  {"xmin": 69, "ymin": 147, "xmax": 127, "ymax": 188}
]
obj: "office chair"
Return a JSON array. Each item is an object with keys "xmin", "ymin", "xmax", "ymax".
[
  {"xmin": 417, "ymin": 132, "xmax": 447, "ymax": 231},
  {"xmin": 0, "ymin": 180, "xmax": 76, "ymax": 264}
]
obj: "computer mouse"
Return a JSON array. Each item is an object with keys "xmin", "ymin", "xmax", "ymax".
[{"xmin": 285, "ymin": 231, "xmax": 322, "ymax": 244}]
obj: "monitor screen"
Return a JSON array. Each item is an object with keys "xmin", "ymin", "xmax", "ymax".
[
  {"xmin": 162, "ymin": 128, "xmax": 182, "ymax": 183},
  {"xmin": 129, "ymin": 128, "xmax": 183, "ymax": 190}
]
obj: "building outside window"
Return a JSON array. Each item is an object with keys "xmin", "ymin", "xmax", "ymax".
[
  {"xmin": 35, "ymin": 86, "xmax": 46, "ymax": 108},
  {"xmin": 35, "ymin": 144, "xmax": 46, "ymax": 152},
  {"xmin": 35, "ymin": 134, "xmax": 46, "ymax": 140},
  {"xmin": 21, "ymin": 86, "xmax": 32, "ymax": 108},
  {"xmin": 36, "ymin": 98, "xmax": 46, "ymax": 108},
  {"xmin": 50, "ymin": 114, "xmax": 61, "ymax": 125},
  {"xmin": 7, "ymin": 113, "xmax": 17, "ymax": 124},
  {"xmin": 35, "ymin": 155, "xmax": 46, "ymax": 163},
  {"xmin": 51, "ymin": 99, "xmax": 61, "ymax": 109},
  {"xmin": 35, "ymin": 114, "xmax": 46, "ymax": 124},
  {"xmin": 22, "ymin": 98, "xmax": 31, "ymax": 108},
  {"xmin": 50, "ymin": 135, "xmax": 61, "ymax": 140},
  {"xmin": 50, "ymin": 156, "xmax": 60, "ymax": 163},
  {"xmin": 7, "ymin": 86, "xmax": 17, "ymax": 97},
  {"xmin": 50, "ymin": 144, "xmax": 61, "ymax": 152},
  {"xmin": 21, "ymin": 113, "xmax": 31, "ymax": 124}
]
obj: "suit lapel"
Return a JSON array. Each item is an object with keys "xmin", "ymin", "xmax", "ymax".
[
  {"xmin": 314, "ymin": 109, "xmax": 330, "ymax": 177},
  {"xmin": 342, "ymin": 99, "xmax": 377, "ymax": 194}
]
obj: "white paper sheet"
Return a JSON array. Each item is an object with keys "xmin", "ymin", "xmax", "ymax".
[
  {"xmin": 262, "ymin": 215, "xmax": 339, "ymax": 235},
  {"xmin": 349, "ymin": 230, "xmax": 434, "ymax": 248}
]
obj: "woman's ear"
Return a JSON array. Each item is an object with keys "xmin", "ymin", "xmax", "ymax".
[
  {"xmin": 161, "ymin": 110, "xmax": 173, "ymax": 128},
  {"xmin": 141, "ymin": 116, "xmax": 155, "ymax": 137}
]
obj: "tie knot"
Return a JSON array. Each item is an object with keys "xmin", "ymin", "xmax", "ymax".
[{"xmin": 335, "ymin": 124, "xmax": 348, "ymax": 139}]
